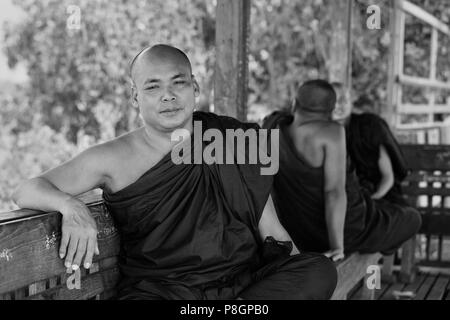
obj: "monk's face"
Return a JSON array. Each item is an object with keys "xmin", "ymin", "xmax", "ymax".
[
  {"xmin": 332, "ymin": 86, "xmax": 352, "ymax": 122},
  {"xmin": 132, "ymin": 56, "xmax": 199, "ymax": 132}
]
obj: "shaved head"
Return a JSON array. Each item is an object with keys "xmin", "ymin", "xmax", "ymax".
[
  {"xmin": 295, "ymin": 80, "xmax": 336, "ymax": 114},
  {"xmin": 130, "ymin": 44, "xmax": 192, "ymax": 83},
  {"xmin": 128, "ymin": 44, "xmax": 199, "ymax": 133}
]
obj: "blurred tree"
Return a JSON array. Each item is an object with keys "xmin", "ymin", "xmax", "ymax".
[
  {"xmin": 3, "ymin": 0, "xmax": 216, "ymax": 144},
  {"xmin": 249, "ymin": 0, "xmax": 449, "ymax": 115},
  {"xmin": 1, "ymin": 0, "xmax": 449, "ymax": 211}
]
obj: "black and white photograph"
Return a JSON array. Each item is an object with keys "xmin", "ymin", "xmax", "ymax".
[{"xmin": 0, "ymin": 0, "xmax": 449, "ymax": 310}]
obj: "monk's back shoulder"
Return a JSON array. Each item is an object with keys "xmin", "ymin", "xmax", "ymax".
[{"xmin": 313, "ymin": 121, "xmax": 345, "ymax": 143}]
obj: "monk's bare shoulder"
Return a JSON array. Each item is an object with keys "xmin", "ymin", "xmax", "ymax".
[
  {"xmin": 78, "ymin": 129, "xmax": 141, "ymax": 177},
  {"xmin": 314, "ymin": 121, "xmax": 345, "ymax": 145}
]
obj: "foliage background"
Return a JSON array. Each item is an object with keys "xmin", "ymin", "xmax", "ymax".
[{"xmin": 1, "ymin": 0, "xmax": 449, "ymax": 211}]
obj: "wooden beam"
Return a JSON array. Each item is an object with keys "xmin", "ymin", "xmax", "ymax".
[
  {"xmin": 399, "ymin": 74, "xmax": 450, "ymax": 90},
  {"xmin": 427, "ymin": 28, "xmax": 439, "ymax": 123},
  {"xmin": 214, "ymin": 0, "xmax": 251, "ymax": 121},
  {"xmin": 398, "ymin": 104, "xmax": 450, "ymax": 114},
  {"xmin": 328, "ymin": 0, "xmax": 353, "ymax": 88},
  {"xmin": 386, "ymin": 0, "xmax": 405, "ymax": 128},
  {"xmin": 402, "ymin": 0, "xmax": 450, "ymax": 36},
  {"xmin": 396, "ymin": 122, "xmax": 446, "ymax": 130}
]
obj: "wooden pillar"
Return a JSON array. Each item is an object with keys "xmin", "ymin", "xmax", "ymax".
[
  {"xmin": 214, "ymin": 0, "xmax": 251, "ymax": 121},
  {"xmin": 399, "ymin": 236, "xmax": 417, "ymax": 284},
  {"xmin": 428, "ymin": 28, "xmax": 438, "ymax": 124},
  {"xmin": 386, "ymin": 0, "xmax": 405, "ymax": 128},
  {"xmin": 328, "ymin": 0, "xmax": 353, "ymax": 88}
]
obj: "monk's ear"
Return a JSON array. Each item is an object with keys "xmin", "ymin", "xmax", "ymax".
[
  {"xmin": 131, "ymin": 83, "xmax": 139, "ymax": 109},
  {"xmin": 290, "ymin": 98, "xmax": 297, "ymax": 114},
  {"xmin": 192, "ymin": 75, "xmax": 200, "ymax": 97}
]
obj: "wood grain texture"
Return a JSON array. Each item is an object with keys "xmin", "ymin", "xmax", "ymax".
[
  {"xmin": 414, "ymin": 274, "xmax": 437, "ymax": 300},
  {"xmin": 331, "ymin": 253, "xmax": 382, "ymax": 300},
  {"xmin": 214, "ymin": 0, "xmax": 250, "ymax": 121},
  {"xmin": 26, "ymin": 267, "xmax": 119, "ymax": 300},
  {"xmin": 426, "ymin": 275, "xmax": 449, "ymax": 300},
  {"xmin": 401, "ymin": 145, "xmax": 450, "ymax": 171},
  {"xmin": 0, "ymin": 200, "xmax": 120, "ymax": 295}
]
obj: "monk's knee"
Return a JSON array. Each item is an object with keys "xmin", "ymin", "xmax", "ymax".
[
  {"xmin": 307, "ymin": 254, "xmax": 338, "ymax": 300},
  {"xmin": 402, "ymin": 207, "xmax": 422, "ymax": 239},
  {"xmin": 289, "ymin": 253, "xmax": 338, "ymax": 300},
  {"xmin": 409, "ymin": 207, "xmax": 422, "ymax": 234}
]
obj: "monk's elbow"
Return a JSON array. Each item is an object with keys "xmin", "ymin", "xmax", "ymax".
[
  {"xmin": 12, "ymin": 181, "xmax": 27, "ymax": 208},
  {"xmin": 325, "ymin": 188, "xmax": 346, "ymax": 202},
  {"xmin": 12, "ymin": 178, "xmax": 40, "ymax": 208},
  {"xmin": 382, "ymin": 173, "xmax": 395, "ymax": 191}
]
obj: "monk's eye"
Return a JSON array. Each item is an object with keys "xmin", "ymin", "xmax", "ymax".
[
  {"xmin": 174, "ymin": 80, "xmax": 187, "ymax": 86},
  {"xmin": 144, "ymin": 85, "xmax": 159, "ymax": 91}
]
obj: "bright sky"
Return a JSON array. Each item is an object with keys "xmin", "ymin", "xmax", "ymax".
[{"xmin": 0, "ymin": 0, "xmax": 27, "ymax": 83}]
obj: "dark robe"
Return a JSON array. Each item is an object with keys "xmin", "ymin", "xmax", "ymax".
[
  {"xmin": 263, "ymin": 111, "xmax": 421, "ymax": 255},
  {"xmin": 103, "ymin": 111, "xmax": 271, "ymax": 299},
  {"xmin": 103, "ymin": 111, "xmax": 337, "ymax": 300},
  {"xmin": 346, "ymin": 113, "xmax": 408, "ymax": 204}
]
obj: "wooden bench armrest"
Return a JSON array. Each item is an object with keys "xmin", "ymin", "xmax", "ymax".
[{"xmin": 331, "ymin": 253, "xmax": 382, "ymax": 300}]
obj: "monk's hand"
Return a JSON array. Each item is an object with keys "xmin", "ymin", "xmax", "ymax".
[
  {"xmin": 323, "ymin": 248, "xmax": 345, "ymax": 262},
  {"xmin": 371, "ymin": 193, "xmax": 382, "ymax": 200},
  {"xmin": 59, "ymin": 198, "xmax": 99, "ymax": 270}
]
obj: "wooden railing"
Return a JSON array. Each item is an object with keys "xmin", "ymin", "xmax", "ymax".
[
  {"xmin": 387, "ymin": 0, "xmax": 450, "ymax": 127},
  {"xmin": 400, "ymin": 144, "xmax": 450, "ymax": 279}
]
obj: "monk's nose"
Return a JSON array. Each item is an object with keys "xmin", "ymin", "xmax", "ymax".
[{"xmin": 161, "ymin": 88, "xmax": 176, "ymax": 102}]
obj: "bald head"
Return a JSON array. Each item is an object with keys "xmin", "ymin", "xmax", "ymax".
[
  {"xmin": 294, "ymin": 80, "xmax": 336, "ymax": 114},
  {"xmin": 130, "ymin": 44, "xmax": 192, "ymax": 82}
]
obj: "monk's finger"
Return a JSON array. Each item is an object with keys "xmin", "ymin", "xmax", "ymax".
[
  {"xmin": 84, "ymin": 238, "xmax": 95, "ymax": 269},
  {"xmin": 332, "ymin": 253, "xmax": 345, "ymax": 262},
  {"xmin": 72, "ymin": 238, "xmax": 87, "ymax": 270},
  {"xmin": 95, "ymin": 242, "xmax": 100, "ymax": 255},
  {"xmin": 323, "ymin": 251, "xmax": 332, "ymax": 258},
  {"xmin": 64, "ymin": 237, "xmax": 79, "ymax": 269},
  {"xmin": 59, "ymin": 231, "xmax": 70, "ymax": 259}
]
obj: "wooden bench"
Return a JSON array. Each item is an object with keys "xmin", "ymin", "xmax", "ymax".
[
  {"xmin": 5, "ymin": 158, "xmax": 438, "ymax": 301},
  {"xmin": 397, "ymin": 144, "xmax": 450, "ymax": 283},
  {"xmin": 0, "ymin": 193, "xmax": 120, "ymax": 300},
  {"xmin": 2, "ymin": 145, "xmax": 445, "ymax": 300},
  {"xmin": 0, "ymin": 193, "xmax": 387, "ymax": 300},
  {"xmin": 331, "ymin": 253, "xmax": 383, "ymax": 300}
]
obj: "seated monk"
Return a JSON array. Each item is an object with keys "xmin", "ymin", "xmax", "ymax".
[
  {"xmin": 332, "ymin": 83, "xmax": 411, "ymax": 204},
  {"xmin": 12, "ymin": 45, "xmax": 337, "ymax": 300},
  {"xmin": 263, "ymin": 80, "xmax": 421, "ymax": 261}
]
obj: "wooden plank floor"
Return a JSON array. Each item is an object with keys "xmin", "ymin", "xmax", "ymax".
[{"xmin": 350, "ymin": 271, "xmax": 450, "ymax": 300}]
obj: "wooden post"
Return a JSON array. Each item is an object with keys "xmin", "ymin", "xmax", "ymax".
[
  {"xmin": 400, "ymin": 236, "xmax": 417, "ymax": 284},
  {"xmin": 328, "ymin": 0, "xmax": 353, "ymax": 116},
  {"xmin": 427, "ymin": 28, "xmax": 438, "ymax": 124},
  {"xmin": 328, "ymin": 0, "xmax": 353, "ymax": 88},
  {"xmin": 361, "ymin": 274, "xmax": 377, "ymax": 300},
  {"xmin": 386, "ymin": 0, "xmax": 405, "ymax": 128},
  {"xmin": 214, "ymin": 0, "xmax": 251, "ymax": 121},
  {"xmin": 381, "ymin": 254, "xmax": 397, "ymax": 283}
]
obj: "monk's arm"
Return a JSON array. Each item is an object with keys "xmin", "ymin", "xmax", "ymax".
[
  {"xmin": 371, "ymin": 145, "xmax": 394, "ymax": 200},
  {"xmin": 323, "ymin": 126, "xmax": 347, "ymax": 261},
  {"xmin": 258, "ymin": 195, "xmax": 300, "ymax": 255},
  {"xmin": 13, "ymin": 146, "xmax": 108, "ymax": 210},
  {"xmin": 12, "ymin": 145, "xmax": 110, "ymax": 269}
]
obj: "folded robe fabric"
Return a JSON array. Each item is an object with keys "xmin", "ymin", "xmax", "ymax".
[
  {"xmin": 263, "ymin": 111, "xmax": 421, "ymax": 255},
  {"xmin": 103, "ymin": 111, "xmax": 273, "ymax": 296}
]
